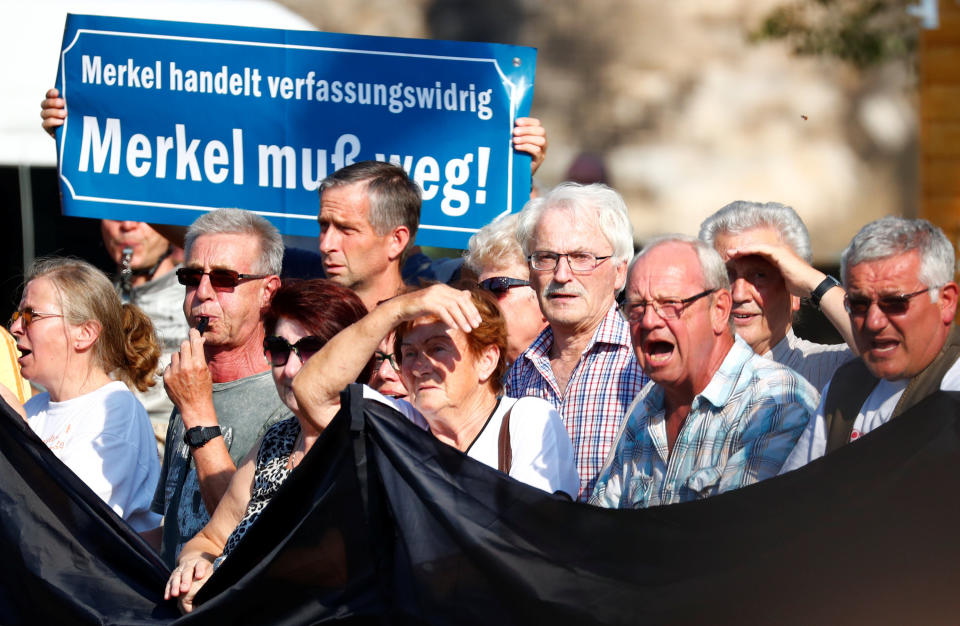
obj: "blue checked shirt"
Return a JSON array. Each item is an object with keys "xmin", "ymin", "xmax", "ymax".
[
  {"xmin": 589, "ymin": 336, "xmax": 818, "ymax": 508},
  {"xmin": 505, "ymin": 306, "xmax": 648, "ymax": 500}
]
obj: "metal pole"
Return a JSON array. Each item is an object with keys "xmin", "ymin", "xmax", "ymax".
[{"xmin": 18, "ymin": 165, "xmax": 35, "ymax": 272}]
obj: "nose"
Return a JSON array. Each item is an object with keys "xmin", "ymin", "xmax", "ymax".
[
  {"xmin": 9, "ymin": 314, "xmax": 24, "ymax": 336},
  {"xmin": 318, "ymin": 227, "xmax": 339, "ymax": 255},
  {"xmin": 639, "ymin": 301, "xmax": 665, "ymax": 329},
  {"xmin": 119, "ymin": 221, "xmax": 139, "ymax": 231},
  {"xmin": 283, "ymin": 352, "xmax": 303, "ymax": 378},
  {"xmin": 864, "ymin": 301, "xmax": 889, "ymax": 332},
  {"xmin": 377, "ymin": 357, "xmax": 400, "ymax": 382},
  {"xmin": 195, "ymin": 272, "xmax": 217, "ymax": 301},
  {"xmin": 731, "ymin": 277, "xmax": 752, "ymax": 303},
  {"xmin": 552, "ymin": 255, "xmax": 574, "ymax": 282}
]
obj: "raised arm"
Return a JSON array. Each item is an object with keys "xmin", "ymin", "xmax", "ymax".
[
  {"xmin": 292, "ymin": 284, "xmax": 481, "ymax": 432},
  {"xmin": 725, "ymin": 242, "xmax": 857, "ymax": 352},
  {"xmin": 163, "ymin": 328, "xmax": 235, "ymax": 514},
  {"xmin": 40, "ymin": 88, "xmax": 66, "ymax": 138}
]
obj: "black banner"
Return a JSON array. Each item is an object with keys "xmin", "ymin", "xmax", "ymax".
[{"xmin": 2, "ymin": 385, "xmax": 959, "ymax": 625}]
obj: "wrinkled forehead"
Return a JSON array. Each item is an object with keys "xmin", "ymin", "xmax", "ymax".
[
  {"xmin": 629, "ymin": 244, "xmax": 703, "ymax": 295},
  {"xmin": 845, "ymin": 251, "xmax": 925, "ymax": 294},
  {"xmin": 533, "ymin": 206, "xmax": 610, "ymax": 251},
  {"xmin": 187, "ymin": 232, "xmax": 260, "ymax": 270}
]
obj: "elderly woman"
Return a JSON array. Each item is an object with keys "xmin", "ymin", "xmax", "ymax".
[
  {"xmin": 464, "ymin": 213, "xmax": 548, "ymax": 365},
  {"xmin": 165, "ymin": 279, "xmax": 371, "ymax": 613},
  {"xmin": 294, "ymin": 283, "xmax": 578, "ymax": 495},
  {"xmin": 6, "ymin": 257, "xmax": 161, "ymax": 531}
]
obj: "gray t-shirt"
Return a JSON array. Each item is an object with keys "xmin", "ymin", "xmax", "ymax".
[{"xmin": 151, "ymin": 370, "xmax": 290, "ymax": 566}]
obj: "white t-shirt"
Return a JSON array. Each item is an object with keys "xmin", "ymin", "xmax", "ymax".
[
  {"xmin": 25, "ymin": 381, "xmax": 162, "ymax": 532},
  {"xmin": 364, "ymin": 388, "xmax": 579, "ymax": 497},
  {"xmin": 781, "ymin": 357, "xmax": 960, "ymax": 473}
]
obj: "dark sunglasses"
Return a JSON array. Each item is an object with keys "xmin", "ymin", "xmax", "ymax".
[
  {"xmin": 479, "ymin": 276, "xmax": 530, "ymax": 295},
  {"xmin": 263, "ymin": 335, "xmax": 326, "ymax": 367},
  {"xmin": 844, "ymin": 286, "xmax": 937, "ymax": 317},
  {"xmin": 9, "ymin": 307, "xmax": 63, "ymax": 329},
  {"xmin": 177, "ymin": 267, "xmax": 268, "ymax": 289}
]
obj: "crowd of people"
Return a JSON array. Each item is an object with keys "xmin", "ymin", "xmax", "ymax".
[{"xmin": 0, "ymin": 87, "xmax": 953, "ymax": 614}]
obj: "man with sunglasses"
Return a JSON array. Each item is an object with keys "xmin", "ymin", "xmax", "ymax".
[
  {"xmin": 590, "ymin": 236, "xmax": 817, "ymax": 508},
  {"xmin": 505, "ymin": 183, "xmax": 647, "ymax": 500},
  {"xmin": 782, "ymin": 217, "xmax": 960, "ymax": 471},
  {"xmin": 699, "ymin": 201, "xmax": 857, "ymax": 391},
  {"xmin": 464, "ymin": 213, "xmax": 547, "ymax": 365},
  {"xmin": 150, "ymin": 208, "xmax": 287, "ymax": 567}
]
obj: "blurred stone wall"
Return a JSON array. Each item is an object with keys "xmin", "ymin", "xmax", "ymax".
[{"xmin": 278, "ymin": 0, "xmax": 918, "ymax": 262}]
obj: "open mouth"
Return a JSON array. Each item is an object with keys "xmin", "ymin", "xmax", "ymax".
[
  {"xmin": 869, "ymin": 338, "xmax": 900, "ymax": 354},
  {"xmin": 732, "ymin": 311, "xmax": 759, "ymax": 323},
  {"xmin": 16, "ymin": 345, "xmax": 30, "ymax": 358},
  {"xmin": 643, "ymin": 339, "xmax": 675, "ymax": 364}
]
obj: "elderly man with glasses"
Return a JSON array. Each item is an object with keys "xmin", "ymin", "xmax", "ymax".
[
  {"xmin": 505, "ymin": 183, "xmax": 648, "ymax": 500},
  {"xmin": 147, "ymin": 208, "xmax": 287, "ymax": 567},
  {"xmin": 590, "ymin": 235, "xmax": 817, "ymax": 508},
  {"xmin": 781, "ymin": 217, "xmax": 960, "ymax": 472}
]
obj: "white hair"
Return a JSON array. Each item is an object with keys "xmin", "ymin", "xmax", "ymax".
[
  {"xmin": 699, "ymin": 200, "xmax": 813, "ymax": 263},
  {"xmin": 184, "ymin": 208, "xmax": 284, "ymax": 275}
]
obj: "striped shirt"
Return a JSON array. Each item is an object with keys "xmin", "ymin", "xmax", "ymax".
[
  {"xmin": 505, "ymin": 306, "xmax": 648, "ymax": 500},
  {"xmin": 590, "ymin": 336, "xmax": 818, "ymax": 508},
  {"xmin": 766, "ymin": 328, "xmax": 854, "ymax": 392}
]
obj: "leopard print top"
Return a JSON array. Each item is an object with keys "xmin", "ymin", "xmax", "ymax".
[{"xmin": 215, "ymin": 416, "xmax": 299, "ymax": 567}]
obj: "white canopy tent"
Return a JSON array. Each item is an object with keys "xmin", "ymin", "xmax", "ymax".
[{"xmin": 0, "ymin": 0, "xmax": 315, "ymax": 267}]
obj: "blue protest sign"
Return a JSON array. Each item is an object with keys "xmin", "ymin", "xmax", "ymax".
[{"xmin": 54, "ymin": 14, "xmax": 536, "ymax": 248}]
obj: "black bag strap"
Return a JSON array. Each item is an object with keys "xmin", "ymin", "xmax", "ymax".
[{"xmin": 497, "ymin": 401, "xmax": 515, "ymax": 474}]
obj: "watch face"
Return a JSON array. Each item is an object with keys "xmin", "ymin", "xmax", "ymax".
[{"xmin": 186, "ymin": 429, "xmax": 203, "ymax": 446}]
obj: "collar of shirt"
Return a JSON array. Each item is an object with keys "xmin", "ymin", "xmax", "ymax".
[
  {"xmin": 765, "ymin": 327, "xmax": 797, "ymax": 363},
  {"xmin": 520, "ymin": 304, "xmax": 631, "ymax": 363}
]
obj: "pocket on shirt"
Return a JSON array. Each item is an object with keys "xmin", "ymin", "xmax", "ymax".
[
  {"xmin": 686, "ymin": 466, "xmax": 722, "ymax": 496},
  {"xmin": 626, "ymin": 474, "xmax": 655, "ymax": 507}
]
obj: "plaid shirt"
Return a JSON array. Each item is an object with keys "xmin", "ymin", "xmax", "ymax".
[
  {"xmin": 505, "ymin": 306, "xmax": 648, "ymax": 500},
  {"xmin": 590, "ymin": 336, "xmax": 818, "ymax": 509}
]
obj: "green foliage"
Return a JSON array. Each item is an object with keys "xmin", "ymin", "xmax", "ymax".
[{"xmin": 751, "ymin": 0, "xmax": 918, "ymax": 67}]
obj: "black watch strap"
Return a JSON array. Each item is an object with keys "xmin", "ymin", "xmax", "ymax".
[
  {"xmin": 810, "ymin": 275, "xmax": 841, "ymax": 309},
  {"xmin": 183, "ymin": 425, "xmax": 222, "ymax": 449}
]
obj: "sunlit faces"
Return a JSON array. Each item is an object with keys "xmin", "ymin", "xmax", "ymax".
[
  {"xmin": 9, "ymin": 277, "xmax": 73, "ymax": 389},
  {"xmin": 398, "ymin": 318, "xmax": 498, "ymax": 418},
  {"xmin": 369, "ymin": 332, "xmax": 408, "ymax": 401},
  {"xmin": 100, "ymin": 220, "xmax": 170, "ymax": 270},
  {"xmin": 318, "ymin": 183, "xmax": 405, "ymax": 292},
  {"xmin": 268, "ymin": 317, "xmax": 314, "ymax": 415},
  {"xmin": 527, "ymin": 208, "xmax": 626, "ymax": 335},
  {"xmin": 182, "ymin": 233, "xmax": 273, "ymax": 348},
  {"xmin": 478, "ymin": 261, "xmax": 546, "ymax": 362},
  {"xmin": 624, "ymin": 242, "xmax": 730, "ymax": 395},
  {"xmin": 846, "ymin": 251, "xmax": 957, "ymax": 381},
  {"xmin": 712, "ymin": 227, "xmax": 797, "ymax": 355}
]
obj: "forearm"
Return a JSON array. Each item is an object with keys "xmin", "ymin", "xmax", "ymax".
[
  {"xmin": 816, "ymin": 287, "xmax": 857, "ymax": 353},
  {"xmin": 191, "ymin": 439, "xmax": 237, "ymax": 514},
  {"xmin": 294, "ymin": 302, "xmax": 403, "ymax": 429}
]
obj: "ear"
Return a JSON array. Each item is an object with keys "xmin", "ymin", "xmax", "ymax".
[
  {"xmin": 73, "ymin": 319, "xmax": 102, "ymax": 353},
  {"xmin": 790, "ymin": 293, "xmax": 802, "ymax": 313},
  {"xmin": 386, "ymin": 225, "xmax": 411, "ymax": 262},
  {"xmin": 613, "ymin": 259, "xmax": 628, "ymax": 292},
  {"xmin": 939, "ymin": 282, "xmax": 958, "ymax": 324},
  {"xmin": 475, "ymin": 342, "xmax": 501, "ymax": 385},
  {"xmin": 712, "ymin": 289, "xmax": 733, "ymax": 335},
  {"xmin": 260, "ymin": 275, "xmax": 282, "ymax": 312}
]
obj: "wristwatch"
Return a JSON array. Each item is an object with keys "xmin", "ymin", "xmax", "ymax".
[
  {"xmin": 810, "ymin": 275, "xmax": 841, "ymax": 309},
  {"xmin": 183, "ymin": 425, "xmax": 222, "ymax": 449}
]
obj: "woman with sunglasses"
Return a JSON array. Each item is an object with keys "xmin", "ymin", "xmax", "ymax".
[
  {"xmin": 7, "ymin": 257, "xmax": 161, "ymax": 531},
  {"xmin": 166, "ymin": 278, "xmax": 375, "ymax": 613},
  {"xmin": 294, "ymin": 282, "xmax": 578, "ymax": 494}
]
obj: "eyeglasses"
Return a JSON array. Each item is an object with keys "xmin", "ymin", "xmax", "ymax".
[
  {"xmin": 263, "ymin": 335, "xmax": 326, "ymax": 367},
  {"xmin": 478, "ymin": 276, "xmax": 530, "ymax": 295},
  {"xmin": 528, "ymin": 251, "xmax": 612, "ymax": 273},
  {"xmin": 176, "ymin": 267, "xmax": 268, "ymax": 290},
  {"xmin": 9, "ymin": 307, "xmax": 63, "ymax": 329},
  {"xmin": 374, "ymin": 350, "xmax": 400, "ymax": 372},
  {"xmin": 844, "ymin": 286, "xmax": 937, "ymax": 318},
  {"xmin": 619, "ymin": 288, "xmax": 717, "ymax": 322}
]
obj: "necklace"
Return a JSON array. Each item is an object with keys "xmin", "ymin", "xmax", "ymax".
[{"xmin": 286, "ymin": 429, "xmax": 305, "ymax": 471}]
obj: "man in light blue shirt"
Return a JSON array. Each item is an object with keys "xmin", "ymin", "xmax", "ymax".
[{"xmin": 591, "ymin": 235, "xmax": 818, "ymax": 508}]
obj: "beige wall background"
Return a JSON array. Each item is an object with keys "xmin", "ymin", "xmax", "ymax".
[{"xmin": 279, "ymin": 0, "xmax": 920, "ymax": 262}]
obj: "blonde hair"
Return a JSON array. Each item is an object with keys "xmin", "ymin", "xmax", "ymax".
[{"xmin": 27, "ymin": 257, "xmax": 160, "ymax": 392}]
